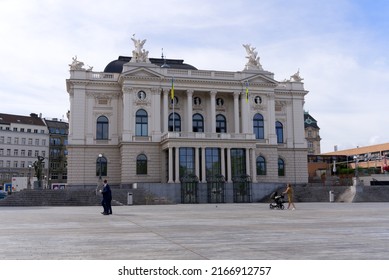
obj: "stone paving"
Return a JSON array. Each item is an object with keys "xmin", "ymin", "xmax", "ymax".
[{"xmin": 1, "ymin": 202, "xmax": 389, "ymax": 260}]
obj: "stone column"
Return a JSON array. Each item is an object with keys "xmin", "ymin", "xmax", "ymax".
[
  {"xmin": 251, "ymin": 148, "xmax": 257, "ymax": 183},
  {"xmin": 210, "ymin": 90, "xmax": 217, "ymax": 133},
  {"xmin": 163, "ymin": 89, "xmax": 169, "ymax": 133},
  {"xmin": 226, "ymin": 148, "xmax": 232, "ymax": 183},
  {"xmin": 187, "ymin": 90, "xmax": 193, "ymax": 132},
  {"xmin": 221, "ymin": 147, "xmax": 226, "ymax": 179},
  {"xmin": 168, "ymin": 147, "xmax": 173, "ymax": 183},
  {"xmin": 233, "ymin": 91, "xmax": 240, "ymax": 133},
  {"xmin": 201, "ymin": 148, "xmax": 206, "ymax": 183},
  {"xmin": 246, "ymin": 148, "xmax": 250, "ymax": 177},
  {"xmin": 175, "ymin": 147, "xmax": 180, "ymax": 183},
  {"xmin": 241, "ymin": 92, "xmax": 249, "ymax": 134},
  {"xmin": 195, "ymin": 147, "xmax": 200, "ymax": 179}
]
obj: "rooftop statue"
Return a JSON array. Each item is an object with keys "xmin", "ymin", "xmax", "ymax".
[
  {"xmin": 290, "ymin": 69, "xmax": 304, "ymax": 82},
  {"xmin": 243, "ymin": 44, "xmax": 263, "ymax": 70},
  {"xmin": 130, "ymin": 35, "xmax": 149, "ymax": 63},
  {"xmin": 69, "ymin": 55, "xmax": 85, "ymax": 70}
]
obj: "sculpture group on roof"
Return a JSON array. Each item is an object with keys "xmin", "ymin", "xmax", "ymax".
[
  {"xmin": 130, "ymin": 35, "xmax": 149, "ymax": 63},
  {"xmin": 243, "ymin": 43, "xmax": 263, "ymax": 71},
  {"xmin": 69, "ymin": 56, "xmax": 85, "ymax": 70}
]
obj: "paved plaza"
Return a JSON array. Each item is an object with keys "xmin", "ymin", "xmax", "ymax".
[{"xmin": 1, "ymin": 202, "xmax": 389, "ymax": 260}]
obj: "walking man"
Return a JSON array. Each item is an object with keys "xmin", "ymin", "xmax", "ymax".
[{"xmin": 101, "ymin": 179, "xmax": 112, "ymax": 215}]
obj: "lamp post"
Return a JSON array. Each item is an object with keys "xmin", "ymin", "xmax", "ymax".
[
  {"xmin": 96, "ymin": 154, "xmax": 103, "ymax": 195},
  {"xmin": 98, "ymin": 153, "xmax": 103, "ymax": 180},
  {"xmin": 27, "ymin": 164, "xmax": 32, "ymax": 190}
]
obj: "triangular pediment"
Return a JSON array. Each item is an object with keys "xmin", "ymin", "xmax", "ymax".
[
  {"xmin": 121, "ymin": 66, "xmax": 164, "ymax": 79},
  {"xmin": 241, "ymin": 73, "xmax": 278, "ymax": 86}
]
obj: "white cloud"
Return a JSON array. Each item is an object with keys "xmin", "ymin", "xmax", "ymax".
[{"xmin": 1, "ymin": 0, "xmax": 389, "ymax": 152}]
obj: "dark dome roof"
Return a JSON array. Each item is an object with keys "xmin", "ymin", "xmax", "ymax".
[{"xmin": 104, "ymin": 56, "xmax": 197, "ymax": 73}]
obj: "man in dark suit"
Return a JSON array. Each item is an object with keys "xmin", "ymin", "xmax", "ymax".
[{"xmin": 101, "ymin": 180, "xmax": 112, "ymax": 215}]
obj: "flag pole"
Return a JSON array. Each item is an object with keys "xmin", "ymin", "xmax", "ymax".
[{"xmin": 171, "ymin": 77, "xmax": 175, "ymax": 132}]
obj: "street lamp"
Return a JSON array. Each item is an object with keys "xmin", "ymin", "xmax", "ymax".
[
  {"xmin": 27, "ymin": 164, "xmax": 32, "ymax": 190},
  {"xmin": 96, "ymin": 154, "xmax": 103, "ymax": 194},
  {"xmin": 98, "ymin": 153, "xmax": 103, "ymax": 180}
]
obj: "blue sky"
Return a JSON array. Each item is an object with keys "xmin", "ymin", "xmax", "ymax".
[{"xmin": 1, "ymin": 0, "xmax": 388, "ymax": 153}]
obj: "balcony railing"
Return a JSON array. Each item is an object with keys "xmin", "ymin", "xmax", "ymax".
[{"xmin": 161, "ymin": 132, "xmax": 255, "ymax": 141}]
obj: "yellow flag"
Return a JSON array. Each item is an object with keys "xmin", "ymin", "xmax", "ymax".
[
  {"xmin": 171, "ymin": 77, "xmax": 174, "ymax": 100},
  {"xmin": 245, "ymin": 81, "xmax": 249, "ymax": 103}
]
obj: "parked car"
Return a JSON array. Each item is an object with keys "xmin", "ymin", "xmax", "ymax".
[{"xmin": 0, "ymin": 190, "xmax": 7, "ymax": 199}]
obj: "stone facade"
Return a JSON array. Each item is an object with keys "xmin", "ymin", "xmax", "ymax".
[{"xmin": 66, "ymin": 39, "xmax": 309, "ymax": 189}]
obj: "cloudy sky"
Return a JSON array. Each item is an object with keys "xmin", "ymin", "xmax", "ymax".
[{"xmin": 1, "ymin": 0, "xmax": 388, "ymax": 153}]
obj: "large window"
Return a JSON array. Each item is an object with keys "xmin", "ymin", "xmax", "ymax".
[
  {"xmin": 193, "ymin": 113, "xmax": 204, "ymax": 132},
  {"xmin": 169, "ymin": 113, "xmax": 181, "ymax": 132},
  {"xmin": 136, "ymin": 154, "xmax": 147, "ymax": 175},
  {"xmin": 136, "ymin": 109, "xmax": 148, "ymax": 136},
  {"xmin": 276, "ymin": 121, "xmax": 284, "ymax": 143},
  {"xmin": 253, "ymin": 113, "xmax": 264, "ymax": 139},
  {"xmin": 179, "ymin": 148, "xmax": 195, "ymax": 177},
  {"xmin": 278, "ymin": 158, "xmax": 285, "ymax": 176},
  {"xmin": 216, "ymin": 114, "xmax": 226, "ymax": 133},
  {"xmin": 231, "ymin": 148, "xmax": 246, "ymax": 177},
  {"xmin": 256, "ymin": 156, "xmax": 266, "ymax": 175},
  {"xmin": 96, "ymin": 156, "xmax": 107, "ymax": 177},
  {"xmin": 205, "ymin": 148, "xmax": 221, "ymax": 178},
  {"xmin": 96, "ymin": 116, "xmax": 109, "ymax": 140}
]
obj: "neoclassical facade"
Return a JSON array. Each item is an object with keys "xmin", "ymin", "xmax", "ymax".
[{"xmin": 66, "ymin": 39, "xmax": 309, "ymax": 189}]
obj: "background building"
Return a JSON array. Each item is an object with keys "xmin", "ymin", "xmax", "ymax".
[
  {"xmin": 304, "ymin": 111, "xmax": 321, "ymax": 155},
  {"xmin": 44, "ymin": 118, "xmax": 68, "ymax": 188},
  {"xmin": 0, "ymin": 113, "xmax": 49, "ymax": 187},
  {"xmin": 65, "ymin": 39, "xmax": 309, "ymax": 201}
]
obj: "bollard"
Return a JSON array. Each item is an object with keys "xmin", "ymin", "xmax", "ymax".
[
  {"xmin": 329, "ymin": 190, "xmax": 334, "ymax": 202},
  {"xmin": 127, "ymin": 192, "xmax": 133, "ymax": 205}
]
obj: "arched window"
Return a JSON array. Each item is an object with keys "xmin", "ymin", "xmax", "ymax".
[
  {"xmin": 256, "ymin": 156, "xmax": 266, "ymax": 175},
  {"xmin": 253, "ymin": 113, "xmax": 264, "ymax": 139},
  {"xmin": 96, "ymin": 116, "xmax": 109, "ymax": 140},
  {"xmin": 169, "ymin": 113, "xmax": 181, "ymax": 132},
  {"xmin": 276, "ymin": 121, "xmax": 284, "ymax": 143},
  {"xmin": 136, "ymin": 154, "xmax": 147, "ymax": 175},
  {"xmin": 96, "ymin": 155, "xmax": 107, "ymax": 177},
  {"xmin": 193, "ymin": 113, "xmax": 204, "ymax": 132},
  {"xmin": 216, "ymin": 114, "xmax": 226, "ymax": 133},
  {"xmin": 135, "ymin": 109, "xmax": 148, "ymax": 136},
  {"xmin": 278, "ymin": 158, "xmax": 285, "ymax": 176}
]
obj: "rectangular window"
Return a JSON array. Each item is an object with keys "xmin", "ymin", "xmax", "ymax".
[
  {"xmin": 14, "ymin": 149, "xmax": 18, "ymax": 156},
  {"xmin": 205, "ymin": 148, "xmax": 221, "ymax": 178},
  {"xmin": 35, "ymin": 139, "xmax": 39, "ymax": 146},
  {"xmin": 231, "ymin": 148, "xmax": 246, "ymax": 177},
  {"xmin": 179, "ymin": 148, "xmax": 195, "ymax": 177}
]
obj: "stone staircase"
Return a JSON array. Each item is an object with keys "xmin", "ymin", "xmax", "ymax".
[
  {"xmin": 2, "ymin": 184, "xmax": 389, "ymax": 206},
  {"xmin": 0, "ymin": 188, "xmax": 147, "ymax": 207},
  {"xmin": 0, "ymin": 189, "xmax": 102, "ymax": 207}
]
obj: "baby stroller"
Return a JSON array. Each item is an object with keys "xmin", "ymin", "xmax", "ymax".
[{"xmin": 269, "ymin": 191, "xmax": 285, "ymax": 210}]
